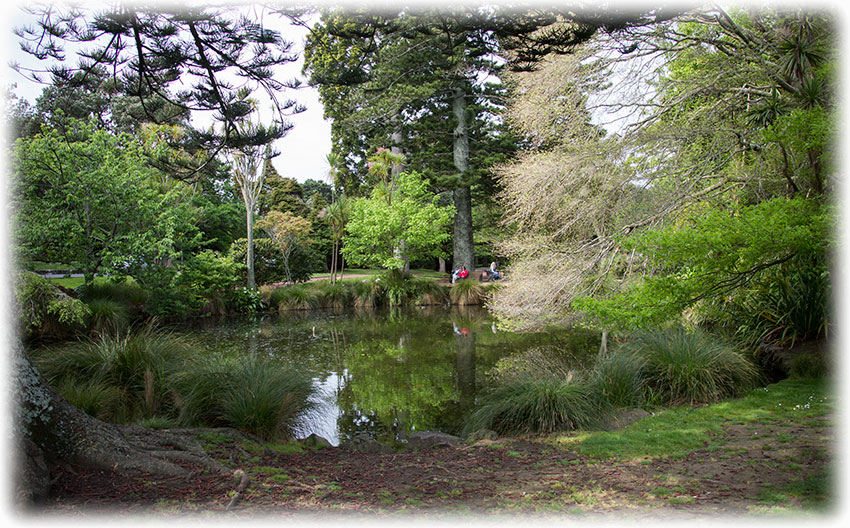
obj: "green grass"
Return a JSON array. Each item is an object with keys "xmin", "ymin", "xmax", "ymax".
[
  {"xmin": 552, "ymin": 378, "xmax": 831, "ymax": 460},
  {"xmin": 173, "ymin": 352, "xmax": 315, "ymax": 440},
  {"xmin": 49, "ymin": 276, "xmax": 85, "ymax": 289},
  {"xmin": 464, "ymin": 375, "xmax": 610, "ymax": 435},
  {"xmin": 614, "ymin": 326, "xmax": 759, "ymax": 406}
]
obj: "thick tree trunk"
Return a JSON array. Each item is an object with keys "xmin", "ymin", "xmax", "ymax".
[
  {"xmin": 12, "ymin": 340, "xmax": 229, "ymax": 504},
  {"xmin": 391, "ymin": 130, "xmax": 410, "ymax": 271},
  {"xmin": 452, "ymin": 87, "xmax": 475, "ymax": 270}
]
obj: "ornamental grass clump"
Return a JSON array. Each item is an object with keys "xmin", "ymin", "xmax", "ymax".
[
  {"xmin": 449, "ymin": 279, "xmax": 486, "ymax": 306},
  {"xmin": 274, "ymin": 284, "xmax": 320, "ymax": 311},
  {"xmin": 589, "ymin": 351, "xmax": 648, "ymax": 408},
  {"xmin": 313, "ymin": 281, "xmax": 353, "ymax": 310},
  {"xmin": 84, "ymin": 297, "xmax": 131, "ymax": 335},
  {"xmin": 617, "ymin": 326, "xmax": 759, "ymax": 406},
  {"xmin": 414, "ymin": 278, "xmax": 449, "ymax": 306},
  {"xmin": 174, "ymin": 353, "xmax": 315, "ymax": 441},
  {"xmin": 351, "ymin": 279, "xmax": 381, "ymax": 309},
  {"xmin": 464, "ymin": 374, "xmax": 608, "ymax": 435},
  {"xmin": 32, "ymin": 324, "xmax": 195, "ymax": 421}
]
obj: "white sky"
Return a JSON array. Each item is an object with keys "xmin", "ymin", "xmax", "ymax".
[{"xmin": 1, "ymin": 1, "xmax": 333, "ymax": 184}]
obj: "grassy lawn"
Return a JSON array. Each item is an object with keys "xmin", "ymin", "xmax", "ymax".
[
  {"xmin": 49, "ymin": 276, "xmax": 86, "ymax": 289},
  {"xmin": 552, "ymin": 378, "xmax": 833, "ymax": 460}
]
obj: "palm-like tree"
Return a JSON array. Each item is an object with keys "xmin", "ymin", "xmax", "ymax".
[
  {"xmin": 326, "ymin": 151, "xmax": 342, "ymax": 202},
  {"xmin": 326, "ymin": 195, "xmax": 351, "ymax": 284}
]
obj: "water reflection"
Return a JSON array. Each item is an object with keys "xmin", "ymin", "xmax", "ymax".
[{"xmin": 180, "ymin": 306, "xmax": 598, "ymax": 446}]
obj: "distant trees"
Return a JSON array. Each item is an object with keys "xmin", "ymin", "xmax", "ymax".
[
  {"xmin": 12, "ymin": 120, "xmax": 199, "ymax": 285},
  {"xmin": 344, "ymin": 170, "xmax": 454, "ymax": 271}
]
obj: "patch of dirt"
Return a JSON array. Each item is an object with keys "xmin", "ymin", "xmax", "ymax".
[{"xmin": 30, "ymin": 419, "xmax": 835, "ymax": 520}]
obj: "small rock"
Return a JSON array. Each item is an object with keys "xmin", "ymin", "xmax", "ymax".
[{"xmin": 300, "ymin": 433, "xmax": 332, "ymax": 449}]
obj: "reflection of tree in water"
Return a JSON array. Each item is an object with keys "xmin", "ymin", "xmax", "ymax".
[
  {"xmin": 178, "ymin": 306, "xmax": 598, "ymax": 444},
  {"xmin": 336, "ymin": 338, "xmax": 457, "ymax": 446}
]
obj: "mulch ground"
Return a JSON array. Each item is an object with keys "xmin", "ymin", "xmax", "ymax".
[{"xmin": 29, "ymin": 418, "xmax": 835, "ymax": 521}]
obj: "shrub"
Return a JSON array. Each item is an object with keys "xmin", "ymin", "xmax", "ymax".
[
  {"xmin": 77, "ymin": 277, "xmax": 149, "ymax": 306},
  {"xmin": 380, "ymin": 268, "xmax": 415, "ymax": 307},
  {"xmin": 228, "ymin": 287, "xmax": 266, "ymax": 314},
  {"xmin": 14, "ymin": 271, "xmax": 90, "ymax": 340},
  {"xmin": 464, "ymin": 375, "xmax": 608, "ymax": 435},
  {"xmin": 732, "ymin": 255, "xmax": 831, "ymax": 349},
  {"xmin": 179, "ymin": 250, "xmax": 243, "ymax": 306},
  {"xmin": 228, "ymin": 238, "xmax": 319, "ymax": 285},
  {"xmin": 616, "ymin": 326, "xmax": 758, "ymax": 406}
]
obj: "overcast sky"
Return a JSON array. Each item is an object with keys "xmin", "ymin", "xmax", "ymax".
[{"xmin": 2, "ymin": 2, "xmax": 333, "ymax": 184}]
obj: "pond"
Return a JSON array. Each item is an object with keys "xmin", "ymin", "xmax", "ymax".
[{"xmin": 179, "ymin": 306, "xmax": 600, "ymax": 447}]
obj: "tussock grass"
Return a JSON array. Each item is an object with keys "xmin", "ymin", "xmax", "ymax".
[
  {"xmin": 464, "ymin": 375, "xmax": 609, "ymax": 435},
  {"xmin": 617, "ymin": 326, "xmax": 759, "ymax": 405},
  {"xmin": 173, "ymin": 353, "xmax": 315, "ymax": 440},
  {"xmin": 273, "ymin": 285, "xmax": 320, "ymax": 311},
  {"xmin": 413, "ymin": 278, "xmax": 449, "ymax": 306},
  {"xmin": 589, "ymin": 351, "xmax": 647, "ymax": 408},
  {"xmin": 84, "ymin": 297, "xmax": 131, "ymax": 335},
  {"xmin": 32, "ymin": 324, "xmax": 195, "ymax": 420},
  {"xmin": 450, "ymin": 280, "xmax": 487, "ymax": 306}
]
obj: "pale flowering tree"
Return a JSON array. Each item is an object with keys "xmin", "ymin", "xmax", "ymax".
[{"xmin": 230, "ymin": 140, "xmax": 272, "ymax": 290}]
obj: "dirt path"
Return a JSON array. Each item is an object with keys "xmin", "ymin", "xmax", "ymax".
[{"xmin": 37, "ymin": 418, "xmax": 834, "ymax": 519}]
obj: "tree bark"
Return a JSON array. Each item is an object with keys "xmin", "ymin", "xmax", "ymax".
[
  {"xmin": 246, "ymin": 207, "xmax": 256, "ymax": 289},
  {"xmin": 452, "ymin": 87, "xmax": 475, "ymax": 270}
]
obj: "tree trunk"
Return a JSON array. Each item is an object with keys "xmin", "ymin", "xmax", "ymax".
[
  {"xmin": 391, "ymin": 129, "xmax": 409, "ymax": 271},
  {"xmin": 12, "ymin": 340, "xmax": 231, "ymax": 504},
  {"xmin": 452, "ymin": 87, "xmax": 475, "ymax": 270},
  {"xmin": 246, "ymin": 207, "xmax": 256, "ymax": 289}
]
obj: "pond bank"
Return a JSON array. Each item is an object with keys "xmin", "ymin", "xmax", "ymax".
[{"xmin": 37, "ymin": 377, "xmax": 834, "ymax": 519}]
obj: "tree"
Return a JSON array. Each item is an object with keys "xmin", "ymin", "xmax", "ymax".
[
  {"xmin": 325, "ymin": 196, "xmax": 352, "ymax": 283},
  {"xmin": 303, "ymin": 5, "xmax": 676, "ymax": 270},
  {"xmin": 230, "ymin": 139, "xmax": 271, "ymax": 290},
  {"xmin": 344, "ymin": 170, "xmax": 454, "ymax": 271},
  {"xmin": 12, "ymin": 119, "xmax": 199, "ymax": 285},
  {"xmin": 256, "ymin": 210, "xmax": 313, "ymax": 284},
  {"xmin": 14, "ymin": 4, "xmax": 304, "ymax": 176},
  {"xmin": 489, "ymin": 7, "xmax": 836, "ymax": 335}
]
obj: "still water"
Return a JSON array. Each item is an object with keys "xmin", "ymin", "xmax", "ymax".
[{"xmin": 179, "ymin": 305, "xmax": 599, "ymax": 446}]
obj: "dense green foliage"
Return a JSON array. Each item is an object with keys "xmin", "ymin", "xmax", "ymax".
[
  {"xmin": 12, "ymin": 120, "xmax": 202, "ymax": 284},
  {"xmin": 14, "ymin": 272, "xmax": 90, "ymax": 339},
  {"xmin": 490, "ymin": 8, "xmax": 836, "ymax": 351},
  {"xmin": 344, "ymin": 171, "xmax": 454, "ymax": 270}
]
